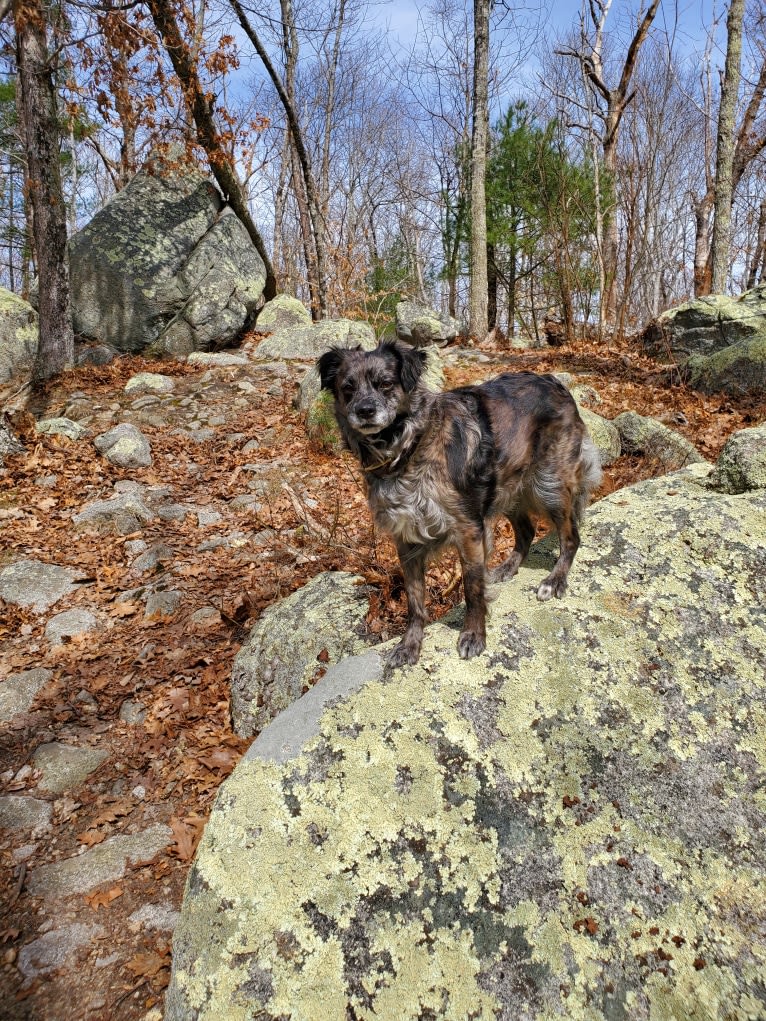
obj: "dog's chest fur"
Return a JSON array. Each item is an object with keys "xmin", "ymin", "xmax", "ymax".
[{"xmin": 368, "ymin": 462, "xmax": 454, "ymax": 547}]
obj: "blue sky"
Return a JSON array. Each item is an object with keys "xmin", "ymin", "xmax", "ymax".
[{"xmin": 370, "ymin": 0, "xmax": 717, "ymax": 55}]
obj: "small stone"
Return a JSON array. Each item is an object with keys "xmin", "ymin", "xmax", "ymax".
[
  {"xmin": 0, "ymin": 668, "xmax": 53, "ymax": 722},
  {"xmin": 0, "ymin": 796, "xmax": 53, "ymax": 833},
  {"xmin": 125, "ymin": 539, "xmax": 148, "ymax": 557},
  {"xmin": 119, "ymin": 699, "xmax": 147, "ymax": 725},
  {"xmin": 197, "ymin": 508, "xmax": 222, "ymax": 526},
  {"xmin": 44, "ymin": 608, "xmax": 98, "ymax": 646},
  {"xmin": 32, "ymin": 743, "xmax": 109, "ymax": 794},
  {"xmin": 17, "ymin": 924, "xmax": 105, "ymax": 981},
  {"xmin": 34, "ymin": 474, "xmax": 58, "ymax": 488},
  {"xmin": 0, "ymin": 560, "xmax": 80, "ymax": 614},
  {"xmin": 187, "ymin": 351, "xmax": 248, "ymax": 367},
  {"xmin": 94, "ymin": 423, "xmax": 152, "ymax": 468},
  {"xmin": 128, "ymin": 902, "xmax": 180, "ymax": 932},
  {"xmin": 129, "ymin": 543, "xmax": 174, "ymax": 575},
  {"xmin": 144, "ymin": 590, "xmax": 182, "ymax": 618},
  {"xmin": 26, "ymin": 825, "xmax": 172, "ymax": 898},
  {"xmin": 13, "ymin": 843, "xmax": 39, "ymax": 863},
  {"xmin": 35, "ymin": 417, "xmax": 87, "ymax": 440},
  {"xmin": 124, "ymin": 372, "xmax": 175, "ymax": 394},
  {"xmin": 132, "ymin": 785, "xmax": 146, "ymax": 800}
]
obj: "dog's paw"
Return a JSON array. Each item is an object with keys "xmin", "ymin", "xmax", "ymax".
[
  {"xmin": 537, "ymin": 577, "xmax": 567, "ymax": 601},
  {"xmin": 388, "ymin": 641, "xmax": 421, "ymax": 668},
  {"xmin": 458, "ymin": 630, "xmax": 485, "ymax": 659},
  {"xmin": 491, "ymin": 553, "xmax": 522, "ymax": 583}
]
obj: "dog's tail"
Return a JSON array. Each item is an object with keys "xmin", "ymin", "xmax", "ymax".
[{"xmin": 575, "ymin": 435, "xmax": 602, "ymax": 522}]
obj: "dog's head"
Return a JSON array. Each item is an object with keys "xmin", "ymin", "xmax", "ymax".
[{"xmin": 318, "ymin": 341, "xmax": 427, "ymax": 436}]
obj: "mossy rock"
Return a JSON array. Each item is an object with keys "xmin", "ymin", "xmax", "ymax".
[
  {"xmin": 683, "ymin": 332, "xmax": 766, "ymax": 396},
  {"xmin": 167, "ymin": 463, "xmax": 766, "ymax": 1021},
  {"xmin": 612, "ymin": 411, "xmax": 705, "ymax": 471}
]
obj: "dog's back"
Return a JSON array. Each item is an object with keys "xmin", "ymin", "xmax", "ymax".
[{"xmin": 472, "ymin": 371, "xmax": 602, "ymax": 525}]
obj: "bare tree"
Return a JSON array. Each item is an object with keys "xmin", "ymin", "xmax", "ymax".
[
  {"xmin": 557, "ymin": 0, "xmax": 660, "ymax": 325},
  {"xmin": 145, "ymin": 0, "xmax": 277, "ymax": 299},
  {"xmin": 469, "ymin": 0, "xmax": 491, "ymax": 338},
  {"xmin": 711, "ymin": 0, "xmax": 746, "ymax": 292},
  {"xmin": 12, "ymin": 0, "xmax": 74, "ymax": 382}
]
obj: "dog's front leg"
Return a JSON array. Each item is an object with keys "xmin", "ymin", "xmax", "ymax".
[
  {"xmin": 457, "ymin": 527, "xmax": 488, "ymax": 660},
  {"xmin": 389, "ymin": 541, "xmax": 428, "ymax": 667}
]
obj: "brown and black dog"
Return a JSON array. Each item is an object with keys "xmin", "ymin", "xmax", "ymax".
[{"xmin": 318, "ymin": 340, "xmax": 602, "ymax": 666}]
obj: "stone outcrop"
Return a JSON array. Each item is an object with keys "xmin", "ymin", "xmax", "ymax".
[
  {"xmin": 68, "ymin": 153, "xmax": 266, "ymax": 355},
  {"xmin": 257, "ymin": 293, "xmax": 313, "ymax": 332},
  {"xmin": 641, "ymin": 287, "xmax": 766, "ymax": 396},
  {"xmin": 0, "ymin": 286, "xmax": 38, "ymax": 381},
  {"xmin": 230, "ymin": 571, "xmax": 372, "ymax": 738},
  {"xmin": 708, "ymin": 422, "xmax": 766, "ymax": 493},
  {"xmin": 612, "ymin": 410, "xmax": 705, "ymax": 471},
  {"xmin": 254, "ymin": 316, "xmax": 376, "ymax": 361},
  {"xmin": 395, "ymin": 299, "xmax": 460, "ymax": 347},
  {"xmin": 167, "ymin": 448, "xmax": 766, "ymax": 1021}
]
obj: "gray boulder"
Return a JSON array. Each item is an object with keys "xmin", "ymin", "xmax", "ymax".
[
  {"xmin": 0, "ymin": 559, "xmax": 80, "ymax": 614},
  {"xmin": 35, "ymin": 417, "xmax": 86, "ymax": 441},
  {"xmin": 167, "ymin": 461, "xmax": 766, "ymax": 1021},
  {"xmin": 612, "ymin": 411, "xmax": 705, "ymax": 471},
  {"xmin": 0, "ymin": 286, "xmax": 38, "ymax": 381},
  {"xmin": 124, "ymin": 372, "xmax": 175, "ymax": 395},
  {"xmin": 395, "ymin": 299, "xmax": 460, "ymax": 347},
  {"xmin": 683, "ymin": 332, "xmax": 766, "ymax": 396},
  {"xmin": 641, "ymin": 287, "xmax": 766, "ymax": 361},
  {"xmin": 230, "ymin": 571, "xmax": 372, "ymax": 738},
  {"xmin": 73, "ymin": 482, "xmax": 157, "ymax": 534},
  {"xmin": 69, "ymin": 154, "xmax": 266, "ymax": 355},
  {"xmin": 257, "ymin": 293, "xmax": 312, "ymax": 331},
  {"xmin": 254, "ymin": 318, "xmax": 376, "ymax": 361},
  {"xmin": 94, "ymin": 423, "xmax": 152, "ymax": 468},
  {"xmin": 708, "ymin": 423, "xmax": 766, "ymax": 493}
]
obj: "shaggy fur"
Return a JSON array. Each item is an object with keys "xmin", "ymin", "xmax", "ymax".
[{"xmin": 318, "ymin": 340, "xmax": 602, "ymax": 666}]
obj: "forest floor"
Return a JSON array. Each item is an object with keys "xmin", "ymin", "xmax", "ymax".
[{"xmin": 0, "ymin": 332, "xmax": 764, "ymax": 1021}]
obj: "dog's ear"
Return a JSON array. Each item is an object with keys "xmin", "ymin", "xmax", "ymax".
[
  {"xmin": 317, "ymin": 347, "xmax": 347, "ymax": 391},
  {"xmin": 393, "ymin": 343, "xmax": 427, "ymax": 393}
]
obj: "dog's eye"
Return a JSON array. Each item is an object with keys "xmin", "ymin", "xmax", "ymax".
[
  {"xmin": 341, "ymin": 382, "xmax": 354, "ymax": 397},
  {"xmin": 379, "ymin": 381, "xmax": 395, "ymax": 394}
]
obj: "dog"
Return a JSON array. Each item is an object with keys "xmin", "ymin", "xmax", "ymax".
[{"xmin": 318, "ymin": 340, "xmax": 602, "ymax": 666}]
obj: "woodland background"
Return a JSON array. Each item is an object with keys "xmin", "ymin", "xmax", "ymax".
[{"xmin": 3, "ymin": 0, "xmax": 766, "ymax": 377}]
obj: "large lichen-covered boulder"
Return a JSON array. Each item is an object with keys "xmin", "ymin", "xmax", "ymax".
[
  {"xmin": 166, "ymin": 459, "xmax": 766, "ymax": 1021},
  {"xmin": 0, "ymin": 287, "xmax": 38, "ymax": 382},
  {"xmin": 683, "ymin": 332, "xmax": 766, "ymax": 396},
  {"xmin": 612, "ymin": 410, "xmax": 705, "ymax": 470},
  {"xmin": 395, "ymin": 299, "xmax": 460, "ymax": 347},
  {"xmin": 253, "ymin": 318, "xmax": 376, "ymax": 361},
  {"xmin": 69, "ymin": 154, "xmax": 266, "ymax": 355},
  {"xmin": 230, "ymin": 571, "xmax": 372, "ymax": 738},
  {"xmin": 641, "ymin": 287, "xmax": 766, "ymax": 361}
]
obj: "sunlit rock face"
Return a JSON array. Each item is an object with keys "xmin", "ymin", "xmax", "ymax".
[
  {"xmin": 69, "ymin": 153, "xmax": 266, "ymax": 356},
  {"xmin": 166, "ymin": 453, "xmax": 766, "ymax": 1021}
]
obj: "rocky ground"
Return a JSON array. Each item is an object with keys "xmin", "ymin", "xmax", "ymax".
[{"xmin": 0, "ymin": 331, "xmax": 764, "ymax": 1021}]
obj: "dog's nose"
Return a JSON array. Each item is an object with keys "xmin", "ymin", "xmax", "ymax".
[{"xmin": 355, "ymin": 401, "xmax": 376, "ymax": 420}]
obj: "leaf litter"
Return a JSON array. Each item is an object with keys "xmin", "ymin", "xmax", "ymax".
[{"xmin": 0, "ymin": 333, "xmax": 763, "ymax": 1020}]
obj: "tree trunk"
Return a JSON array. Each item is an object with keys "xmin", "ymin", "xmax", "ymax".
[
  {"xmin": 746, "ymin": 198, "xmax": 766, "ymax": 290},
  {"xmin": 711, "ymin": 0, "xmax": 746, "ymax": 294},
  {"xmin": 230, "ymin": 0, "xmax": 327, "ymax": 316},
  {"xmin": 13, "ymin": 0, "xmax": 74, "ymax": 382},
  {"xmin": 146, "ymin": 0, "xmax": 276, "ymax": 300},
  {"xmin": 468, "ymin": 0, "xmax": 490, "ymax": 339},
  {"xmin": 486, "ymin": 241, "xmax": 497, "ymax": 329}
]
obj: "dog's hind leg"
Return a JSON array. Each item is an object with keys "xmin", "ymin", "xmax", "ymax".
[
  {"xmin": 536, "ymin": 505, "xmax": 580, "ymax": 601},
  {"xmin": 491, "ymin": 512, "xmax": 535, "ymax": 582},
  {"xmin": 389, "ymin": 541, "xmax": 429, "ymax": 667},
  {"xmin": 456, "ymin": 527, "xmax": 489, "ymax": 659}
]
